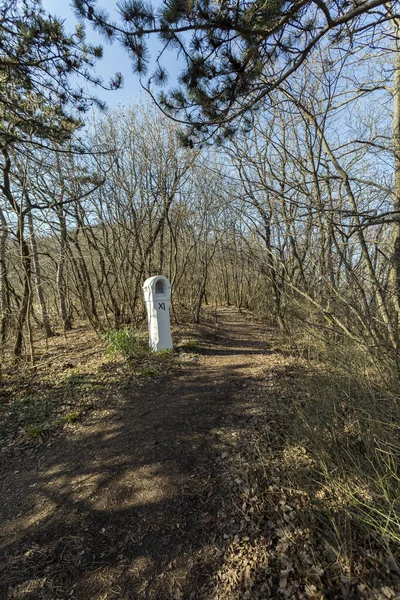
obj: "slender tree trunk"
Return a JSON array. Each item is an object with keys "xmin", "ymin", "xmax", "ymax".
[
  {"xmin": 27, "ymin": 210, "xmax": 54, "ymax": 337},
  {"xmin": 392, "ymin": 19, "xmax": 400, "ymax": 327},
  {"xmin": 1, "ymin": 146, "xmax": 32, "ymax": 358},
  {"xmin": 57, "ymin": 208, "xmax": 72, "ymax": 331},
  {"xmin": 0, "ymin": 207, "xmax": 9, "ymax": 346},
  {"xmin": 14, "ymin": 234, "xmax": 32, "ymax": 359},
  {"xmin": 263, "ymin": 209, "xmax": 285, "ymax": 330},
  {"xmin": 286, "ymin": 91, "xmax": 398, "ymax": 350},
  {"xmin": 70, "ymin": 219, "xmax": 99, "ymax": 325}
]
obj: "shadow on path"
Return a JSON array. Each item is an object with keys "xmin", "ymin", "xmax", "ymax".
[{"xmin": 0, "ymin": 308, "xmax": 272, "ymax": 599}]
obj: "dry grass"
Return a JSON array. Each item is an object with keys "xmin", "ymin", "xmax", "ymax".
[{"xmin": 210, "ymin": 324, "xmax": 400, "ymax": 599}]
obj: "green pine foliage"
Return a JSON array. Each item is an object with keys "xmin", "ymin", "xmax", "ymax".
[
  {"xmin": 73, "ymin": 0, "xmax": 389, "ymax": 142},
  {"xmin": 0, "ymin": 0, "xmax": 122, "ymax": 146}
]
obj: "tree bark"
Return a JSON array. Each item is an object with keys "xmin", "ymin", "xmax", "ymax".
[
  {"xmin": 392, "ymin": 17, "xmax": 400, "ymax": 326},
  {"xmin": 57, "ymin": 208, "xmax": 72, "ymax": 331},
  {"xmin": 0, "ymin": 206, "xmax": 9, "ymax": 346},
  {"xmin": 27, "ymin": 209, "xmax": 54, "ymax": 337}
]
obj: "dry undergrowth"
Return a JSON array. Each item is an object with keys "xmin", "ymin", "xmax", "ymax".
[
  {"xmin": 210, "ymin": 334, "xmax": 400, "ymax": 599},
  {"xmin": 2, "ymin": 310, "xmax": 399, "ymax": 599},
  {"xmin": 0, "ymin": 319, "xmax": 205, "ymax": 453}
]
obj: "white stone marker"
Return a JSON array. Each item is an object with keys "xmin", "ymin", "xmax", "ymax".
[{"xmin": 142, "ymin": 275, "xmax": 173, "ymax": 351}]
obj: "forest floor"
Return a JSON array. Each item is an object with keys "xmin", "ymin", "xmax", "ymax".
[{"xmin": 1, "ymin": 308, "xmax": 399, "ymax": 599}]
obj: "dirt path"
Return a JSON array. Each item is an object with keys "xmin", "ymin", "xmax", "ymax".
[{"xmin": 1, "ymin": 308, "xmax": 275, "ymax": 599}]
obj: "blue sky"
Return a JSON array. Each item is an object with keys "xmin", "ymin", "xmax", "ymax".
[{"xmin": 42, "ymin": 0, "xmax": 181, "ymax": 110}]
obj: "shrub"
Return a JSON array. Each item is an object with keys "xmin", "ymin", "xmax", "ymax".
[
  {"xmin": 105, "ymin": 326, "xmax": 148, "ymax": 361},
  {"xmin": 26, "ymin": 425, "xmax": 46, "ymax": 439},
  {"xmin": 64, "ymin": 411, "xmax": 80, "ymax": 424}
]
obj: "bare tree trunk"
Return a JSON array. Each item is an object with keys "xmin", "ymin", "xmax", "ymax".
[
  {"xmin": 14, "ymin": 234, "xmax": 32, "ymax": 359},
  {"xmin": 392, "ymin": 18, "xmax": 400, "ymax": 326},
  {"xmin": 1, "ymin": 146, "xmax": 32, "ymax": 358},
  {"xmin": 27, "ymin": 210, "xmax": 54, "ymax": 337},
  {"xmin": 0, "ymin": 206, "xmax": 9, "ymax": 346},
  {"xmin": 57, "ymin": 208, "xmax": 72, "ymax": 331},
  {"xmin": 264, "ymin": 211, "xmax": 285, "ymax": 331},
  {"xmin": 69, "ymin": 215, "xmax": 100, "ymax": 327},
  {"xmin": 285, "ymin": 90, "xmax": 398, "ymax": 351}
]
